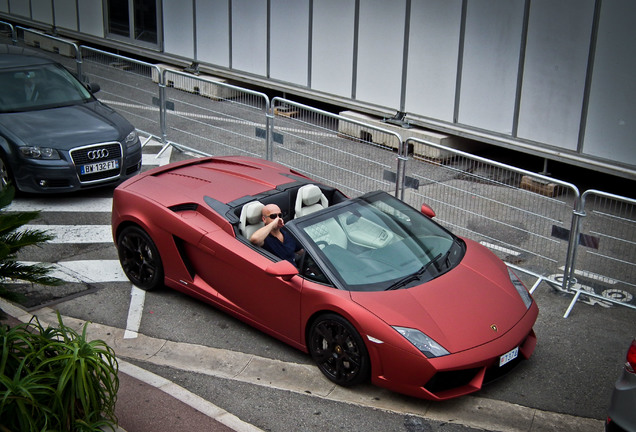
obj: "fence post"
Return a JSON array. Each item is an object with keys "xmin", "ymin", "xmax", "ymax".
[
  {"xmin": 159, "ymin": 69, "xmax": 168, "ymax": 145},
  {"xmin": 75, "ymin": 43, "xmax": 82, "ymax": 80},
  {"xmin": 562, "ymin": 195, "xmax": 585, "ymax": 292},
  {"xmin": 266, "ymin": 99, "xmax": 274, "ymax": 161}
]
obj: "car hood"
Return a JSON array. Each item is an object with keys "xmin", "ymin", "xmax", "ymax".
[
  {"xmin": 0, "ymin": 102, "xmax": 126, "ymax": 149},
  {"xmin": 350, "ymin": 239, "xmax": 530, "ymax": 354}
]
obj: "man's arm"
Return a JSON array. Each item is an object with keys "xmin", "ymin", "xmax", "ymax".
[{"xmin": 249, "ymin": 218, "xmax": 282, "ymax": 247}]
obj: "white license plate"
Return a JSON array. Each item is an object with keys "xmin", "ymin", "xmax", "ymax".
[
  {"xmin": 81, "ymin": 159, "xmax": 119, "ymax": 174},
  {"xmin": 499, "ymin": 347, "xmax": 519, "ymax": 367}
]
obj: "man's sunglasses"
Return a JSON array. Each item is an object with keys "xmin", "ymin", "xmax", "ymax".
[{"xmin": 267, "ymin": 213, "xmax": 284, "ymax": 219}]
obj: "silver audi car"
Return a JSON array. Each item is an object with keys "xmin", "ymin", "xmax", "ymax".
[{"xmin": 0, "ymin": 44, "xmax": 141, "ymax": 193}]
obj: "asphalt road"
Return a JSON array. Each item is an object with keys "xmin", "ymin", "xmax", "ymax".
[{"xmin": 5, "ymin": 140, "xmax": 632, "ymax": 432}]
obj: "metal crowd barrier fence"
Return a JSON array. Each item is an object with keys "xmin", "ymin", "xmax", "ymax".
[
  {"xmin": 403, "ymin": 138, "xmax": 580, "ymax": 291},
  {"xmin": 79, "ymin": 46, "xmax": 163, "ymax": 140},
  {"xmin": 0, "ymin": 24, "xmax": 634, "ymax": 317},
  {"xmin": 270, "ymin": 98, "xmax": 405, "ymax": 199},
  {"xmin": 13, "ymin": 26, "xmax": 80, "ymax": 74},
  {"xmin": 0, "ymin": 20, "xmax": 14, "ymax": 44},
  {"xmin": 564, "ymin": 190, "xmax": 636, "ymax": 317},
  {"xmin": 161, "ymin": 69, "xmax": 270, "ymax": 160}
]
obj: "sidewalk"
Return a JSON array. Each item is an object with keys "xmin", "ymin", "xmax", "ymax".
[
  {"xmin": 115, "ymin": 362, "xmax": 259, "ymax": 432},
  {"xmin": 0, "ymin": 300, "xmax": 262, "ymax": 432},
  {"xmin": 0, "ymin": 299, "xmax": 604, "ymax": 432}
]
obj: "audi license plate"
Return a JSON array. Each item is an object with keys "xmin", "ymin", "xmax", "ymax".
[
  {"xmin": 499, "ymin": 346, "xmax": 519, "ymax": 367},
  {"xmin": 81, "ymin": 159, "xmax": 119, "ymax": 175}
]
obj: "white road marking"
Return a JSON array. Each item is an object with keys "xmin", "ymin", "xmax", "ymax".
[
  {"xmin": 20, "ymin": 260, "xmax": 127, "ymax": 283},
  {"xmin": 24, "ymin": 225, "xmax": 112, "ymax": 243},
  {"xmin": 124, "ymin": 286, "xmax": 146, "ymax": 339},
  {"xmin": 12, "ymin": 143, "xmax": 173, "ymax": 337},
  {"xmin": 142, "ymin": 148, "xmax": 172, "ymax": 166},
  {"xmin": 7, "ymin": 197, "xmax": 113, "ymax": 213}
]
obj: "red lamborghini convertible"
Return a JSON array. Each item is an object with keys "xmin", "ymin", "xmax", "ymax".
[{"xmin": 111, "ymin": 156, "xmax": 538, "ymax": 400}]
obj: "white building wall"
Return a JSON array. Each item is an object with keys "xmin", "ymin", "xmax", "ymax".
[
  {"xmin": 32, "ymin": 0, "xmax": 53, "ymax": 25},
  {"xmin": 195, "ymin": 0, "xmax": 230, "ymax": 68},
  {"xmin": 584, "ymin": 0, "xmax": 636, "ymax": 167},
  {"xmin": 53, "ymin": 0, "xmax": 77, "ymax": 30},
  {"xmin": 517, "ymin": 0, "xmax": 595, "ymax": 152},
  {"xmin": 404, "ymin": 0, "xmax": 462, "ymax": 123},
  {"xmin": 1, "ymin": 0, "xmax": 634, "ymax": 176},
  {"xmin": 163, "ymin": 0, "xmax": 194, "ymax": 60},
  {"xmin": 457, "ymin": 0, "xmax": 525, "ymax": 135},
  {"xmin": 355, "ymin": 0, "xmax": 405, "ymax": 108},
  {"xmin": 311, "ymin": 0, "xmax": 355, "ymax": 98},
  {"xmin": 231, "ymin": 0, "xmax": 267, "ymax": 76},
  {"xmin": 78, "ymin": 1, "xmax": 104, "ymax": 37},
  {"xmin": 270, "ymin": 0, "xmax": 309, "ymax": 86}
]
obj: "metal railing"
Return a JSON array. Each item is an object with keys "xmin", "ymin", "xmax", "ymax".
[
  {"xmin": 403, "ymin": 138, "xmax": 580, "ymax": 291},
  {"xmin": 270, "ymin": 98, "xmax": 405, "ymax": 199},
  {"xmin": 564, "ymin": 190, "xmax": 636, "ymax": 317},
  {"xmin": 161, "ymin": 69, "xmax": 271, "ymax": 160},
  {"xmin": 2, "ymin": 25, "xmax": 634, "ymax": 317}
]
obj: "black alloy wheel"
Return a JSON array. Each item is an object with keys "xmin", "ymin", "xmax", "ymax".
[
  {"xmin": 117, "ymin": 225, "xmax": 164, "ymax": 290},
  {"xmin": 308, "ymin": 313, "xmax": 370, "ymax": 387}
]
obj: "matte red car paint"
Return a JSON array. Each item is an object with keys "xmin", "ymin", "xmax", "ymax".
[{"xmin": 112, "ymin": 156, "xmax": 538, "ymax": 400}]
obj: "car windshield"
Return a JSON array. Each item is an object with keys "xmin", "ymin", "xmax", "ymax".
[
  {"xmin": 0, "ymin": 62, "xmax": 92, "ymax": 113},
  {"xmin": 292, "ymin": 191, "xmax": 465, "ymax": 292}
]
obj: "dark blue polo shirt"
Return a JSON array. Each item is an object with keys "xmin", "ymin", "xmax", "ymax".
[{"xmin": 263, "ymin": 227, "xmax": 301, "ymax": 265}]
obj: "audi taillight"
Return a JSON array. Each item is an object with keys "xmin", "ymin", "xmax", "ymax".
[{"xmin": 626, "ymin": 338, "xmax": 636, "ymax": 373}]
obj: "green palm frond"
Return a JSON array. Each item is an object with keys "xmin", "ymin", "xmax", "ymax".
[{"xmin": 0, "ymin": 186, "xmax": 62, "ymax": 290}]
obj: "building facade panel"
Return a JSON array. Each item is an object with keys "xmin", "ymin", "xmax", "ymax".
[
  {"xmin": 457, "ymin": 0, "xmax": 525, "ymax": 135},
  {"xmin": 78, "ymin": 1, "xmax": 104, "ymax": 37},
  {"xmin": 517, "ymin": 0, "xmax": 594, "ymax": 152},
  {"xmin": 231, "ymin": 0, "xmax": 267, "ymax": 76},
  {"xmin": 270, "ymin": 0, "xmax": 309, "ymax": 86},
  {"xmin": 404, "ymin": 0, "xmax": 462, "ymax": 122},
  {"xmin": 583, "ymin": 0, "xmax": 636, "ymax": 167},
  {"xmin": 195, "ymin": 0, "xmax": 230, "ymax": 68},
  {"xmin": 163, "ymin": 0, "xmax": 194, "ymax": 59},
  {"xmin": 1, "ymin": 0, "xmax": 634, "ymax": 177},
  {"xmin": 310, "ymin": 0, "xmax": 355, "ymax": 98},
  {"xmin": 355, "ymin": 0, "xmax": 405, "ymax": 108}
]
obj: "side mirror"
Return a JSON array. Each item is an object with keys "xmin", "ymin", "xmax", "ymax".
[
  {"xmin": 421, "ymin": 203, "xmax": 436, "ymax": 218},
  {"xmin": 86, "ymin": 83, "xmax": 101, "ymax": 94},
  {"xmin": 265, "ymin": 260, "xmax": 298, "ymax": 281}
]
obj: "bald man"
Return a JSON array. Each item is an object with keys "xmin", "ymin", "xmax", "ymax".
[{"xmin": 249, "ymin": 203, "xmax": 302, "ymax": 265}]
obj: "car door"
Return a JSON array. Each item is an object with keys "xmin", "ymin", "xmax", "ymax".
[{"xmin": 192, "ymin": 231, "xmax": 304, "ymax": 346}]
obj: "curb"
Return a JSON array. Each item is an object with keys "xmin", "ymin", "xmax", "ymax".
[{"xmin": 0, "ymin": 299, "xmax": 604, "ymax": 432}]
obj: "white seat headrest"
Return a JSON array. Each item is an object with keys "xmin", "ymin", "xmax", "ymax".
[{"xmin": 301, "ymin": 185, "xmax": 324, "ymax": 206}]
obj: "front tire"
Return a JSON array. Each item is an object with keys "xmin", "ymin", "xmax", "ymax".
[
  {"xmin": 308, "ymin": 314, "xmax": 370, "ymax": 387},
  {"xmin": 117, "ymin": 225, "xmax": 164, "ymax": 290},
  {"xmin": 0, "ymin": 154, "xmax": 13, "ymax": 192}
]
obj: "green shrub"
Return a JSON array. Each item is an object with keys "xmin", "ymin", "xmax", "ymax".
[
  {"xmin": 0, "ymin": 312, "xmax": 119, "ymax": 431},
  {"xmin": 0, "ymin": 185, "xmax": 64, "ymax": 318}
]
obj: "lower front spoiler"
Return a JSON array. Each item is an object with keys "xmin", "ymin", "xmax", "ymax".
[{"xmin": 368, "ymin": 300, "xmax": 539, "ymax": 401}]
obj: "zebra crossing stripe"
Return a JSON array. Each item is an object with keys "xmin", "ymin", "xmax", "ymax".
[
  {"xmin": 24, "ymin": 225, "xmax": 113, "ymax": 243},
  {"xmin": 7, "ymin": 197, "xmax": 113, "ymax": 213},
  {"xmin": 20, "ymin": 260, "xmax": 127, "ymax": 283}
]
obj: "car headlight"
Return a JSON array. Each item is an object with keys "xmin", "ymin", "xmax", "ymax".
[
  {"xmin": 20, "ymin": 146, "xmax": 60, "ymax": 160},
  {"xmin": 125, "ymin": 130, "xmax": 139, "ymax": 148},
  {"xmin": 393, "ymin": 326, "xmax": 449, "ymax": 358},
  {"xmin": 508, "ymin": 268, "xmax": 533, "ymax": 309}
]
